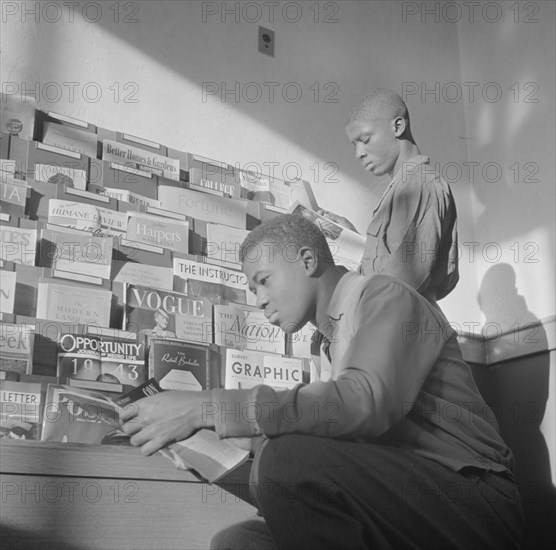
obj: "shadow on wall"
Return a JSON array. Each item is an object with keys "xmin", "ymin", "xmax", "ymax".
[
  {"xmin": 471, "ymin": 264, "xmax": 555, "ymax": 550},
  {"xmin": 0, "ymin": 525, "xmax": 82, "ymax": 550}
]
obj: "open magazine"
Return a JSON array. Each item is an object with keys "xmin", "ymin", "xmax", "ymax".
[
  {"xmin": 117, "ymin": 380, "xmax": 250, "ymax": 483},
  {"xmin": 289, "ymin": 202, "xmax": 365, "ymax": 270},
  {"xmin": 56, "ymin": 380, "xmax": 250, "ymax": 483}
]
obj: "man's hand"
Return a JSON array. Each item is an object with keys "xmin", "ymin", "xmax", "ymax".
[
  {"xmin": 318, "ymin": 209, "xmax": 358, "ymax": 233},
  {"xmin": 120, "ymin": 391, "xmax": 213, "ymax": 456}
]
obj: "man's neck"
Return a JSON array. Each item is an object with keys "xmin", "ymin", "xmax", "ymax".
[
  {"xmin": 313, "ymin": 266, "xmax": 346, "ymax": 333},
  {"xmin": 389, "ymin": 141, "xmax": 420, "ymax": 179}
]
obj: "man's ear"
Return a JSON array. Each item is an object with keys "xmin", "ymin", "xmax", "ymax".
[
  {"xmin": 392, "ymin": 116, "xmax": 406, "ymax": 138},
  {"xmin": 298, "ymin": 246, "xmax": 319, "ymax": 277}
]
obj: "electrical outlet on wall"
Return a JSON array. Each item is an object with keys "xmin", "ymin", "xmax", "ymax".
[{"xmin": 258, "ymin": 26, "xmax": 274, "ymax": 57}]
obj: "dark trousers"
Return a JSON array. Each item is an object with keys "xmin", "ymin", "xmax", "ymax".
[{"xmin": 212, "ymin": 434, "xmax": 524, "ymax": 550}]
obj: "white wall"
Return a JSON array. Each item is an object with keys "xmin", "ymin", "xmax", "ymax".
[
  {"xmin": 456, "ymin": 0, "xmax": 556, "ymax": 330},
  {"xmin": 2, "ymin": 0, "xmax": 553, "ymax": 331}
]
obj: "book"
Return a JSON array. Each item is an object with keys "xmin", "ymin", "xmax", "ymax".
[
  {"xmin": 112, "ymin": 235, "xmax": 173, "ymax": 266},
  {"xmin": 92, "ymin": 331, "xmax": 146, "ymax": 388},
  {"xmin": 115, "ymin": 132, "xmax": 168, "ymax": 155},
  {"xmin": 42, "ymin": 120, "xmax": 98, "ymax": 158},
  {"xmin": 100, "ymin": 160, "xmax": 158, "ymax": 199},
  {"xmin": 288, "ymin": 322, "xmax": 318, "ymax": 359},
  {"xmin": 0, "ymin": 178, "xmax": 28, "ymax": 218},
  {"xmin": 40, "ymin": 384, "xmax": 125, "ymax": 445},
  {"xmin": 173, "ymin": 256, "xmax": 255, "ymax": 306},
  {"xmin": 205, "ymin": 223, "xmax": 249, "ymax": 267},
  {"xmin": 0, "ymin": 270, "xmax": 16, "ymax": 313},
  {"xmin": 238, "ymin": 171, "xmax": 318, "ymax": 211},
  {"xmin": 35, "ymin": 162, "xmax": 87, "ymax": 191},
  {"xmin": 25, "ymin": 138, "xmax": 88, "ymax": 183},
  {"xmin": 39, "ymin": 227, "xmax": 113, "ymax": 280},
  {"xmin": 0, "ymin": 93, "xmax": 36, "ymax": 140},
  {"xmin": 36, "ymin": 278, "xmax": 112, "ymax": 328},
  {"xmin": 56, "ymin": 185, "xmax": 116, "ymax": 207},
  {"xmin": 0, "ymin": 380, "xmax": 43, "ymax": 440},
  {"xmin": 47, "ymin": 198, "xmax": 128, "ymax": 238},
  {"xmin": 124, "ymin": 284, "xmax": 212, "ymax": 344},
  {"xmin": 102, "ymin": 139, "xmax": 180, "ymax": 181},
  {"xmin": 0, "ymin": 159, "xmax": 16, "ymax": 174},
  {"xmin": 0, "ymin": 322, "xmax": 34, "ymax": 375},
  {"xmin": 10, "ymin": 315, "xmax": 83, "ymax": 377},
  {"xmin": 57, "ymin": 331, "xmax": 147, "ymax": 388},
  {"xmin": 167, "ymin": 429, "xmax": 250, "ymax": 484},
  {"xmin": 158, "ymin": 185, "xmax": 248, "ymax": 229},
  {"xmin": 0, "ymin": 160, "xmax": 16, "ymax": 177},
  {"xmin": 289, "ymin": 201, "xmax": 365, "ymax": 271},
  {"xmin": 126, "ymin": 211, "xmax": 189, "ymax": 255},
  {"xmin": 12, "ymin": 264, "xmax": 85, "ymax": 319},
  {"xmin": 213, "ymin": 303, "xmax": 286, "ymax": 355},
  {"xmin": 170, "ymin": 151, "xmax": 228, "ymax": 173},
  {"xmin": 36, "ymin": 109, "xmax": 97, "ymax": 134},
  {"xmin": 288, "ymin": 324, "xmax": 319, "ymax": 383},
  {"xmin": 148, "ymin": 339, "xmax": 219, "ymax": 390},
  {"xmin": 5, "ymin": 134, "xmax": 31, "ymax": 179},
  {"xmin": 0, "ymin": 132, "xmax": 8, "ymax": 164},
  {"xmin": 113, "ymin": 377, "xmax": 162, "ymax": 408},
  {"xmin": 67, "ymin": 377, "xmax": 124, "ymax": 394},
  {"xmin": 188, "ymin": 163, "xmax": 239, "ymax": 198},
  {"xmin": 111, "ymin": 260, "xmax": 173, "ymax": 291},
  {"xmin": 26, "ymin": 178, "xmax": 59, "ymax": 220},
  {"xmin": 0, "ymin": 225, "xmax": 37, "ymax": 265},
  {"xmin": 114, "ymin": 379, "xmax": 250, "ymax": 484},
  {"xmin": 289, "ymin": 178, "xmax": 319, "ymax": 211},
  {"xmin": 97, "ymin": 186, "xmax": 161, "ymax": 209},
  {"xmin": 238, "ymin": 169, "xmax": 291, "ymax": 208},
  {"xmin": 223, "ymin": 348, "xmax": 304, "ymax": 391}
]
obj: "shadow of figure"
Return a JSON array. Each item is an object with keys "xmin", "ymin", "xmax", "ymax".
[{"xmin": 471, "ymin": 264, "xmax": 555, "ymax": 550}]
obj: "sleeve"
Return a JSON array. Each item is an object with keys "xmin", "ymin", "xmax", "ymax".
[
  {"xmin": 379, "ymin": 182, "xmax": 444, "ymax": 294},
  {"xmin": 212, "ymin": 279, "xmax": 446, "ymax": 440}
]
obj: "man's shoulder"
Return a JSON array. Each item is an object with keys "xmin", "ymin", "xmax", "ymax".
[
  {"xmin": 342, "ymin": 272, "xmax": 420, "ymax": 300},
  {"xmin": 395, "ymin": 159, "xmax": 454, "ymax": 205},
  {"xmin": 397, "ymin": 156, "xmax": 440, "ymax": 184}
]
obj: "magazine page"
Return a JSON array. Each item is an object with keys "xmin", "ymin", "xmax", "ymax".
[
  {"xmin": 289, "ymin": 201, "xmax": 365, "ymax": 271},
  {"xmin": 115, "ymin": 379, "xmax": 250, "ymax": 483},
  {"xmin": 167, "ymin": 430, "xmax": 250, "ymax": 484}
]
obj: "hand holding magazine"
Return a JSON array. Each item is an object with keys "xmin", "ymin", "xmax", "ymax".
[
  {"xmin": 45, "ymin": 380, "xmax": 250, "ymax": 483},
  {"xmin": 115, "ymin": 380, "xmax": 250, "ymax": 483}
]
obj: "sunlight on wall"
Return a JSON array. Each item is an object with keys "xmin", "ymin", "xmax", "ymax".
[
  {"xmin": 505, "ymin": 77, "xmax": 537, "ymax": 140},
  {"xmin": 476, "ymin": 103, "xmax": 495, "ymax": 148}
]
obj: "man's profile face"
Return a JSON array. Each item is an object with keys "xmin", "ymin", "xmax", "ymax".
[
  {"xmin": 242, "ymin": 240, "xmax": 315, "ymax": 334},
  {"xmin": 345, "ymin": 116, "xmax": 400, "ymax": 177}
]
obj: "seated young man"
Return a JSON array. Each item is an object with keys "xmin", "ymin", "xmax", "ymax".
[{"xmin": 121, "ymin": 214, "xmax": 523, "ymax": 550}]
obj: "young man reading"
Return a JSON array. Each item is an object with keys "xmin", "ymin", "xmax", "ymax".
[
  {"xmin": 121, "ymin": 214, "xmax": 522, "ymax": 550},
  {"xmin": 320, "ymin": 88, "xmax": 459, "ymax": 302}
]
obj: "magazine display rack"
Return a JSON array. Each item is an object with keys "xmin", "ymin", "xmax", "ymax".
[{"xmin": 0, "ymin": 102, "xmax": 284, "ymax": 549}]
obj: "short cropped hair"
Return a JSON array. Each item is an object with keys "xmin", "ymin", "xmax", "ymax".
[
  {"xmin": 350, "ymin": 88, "xmax": 409, "ymax": 125},
  {"xmin": 240, "ymin": 214, "xmax": 335, "ymax": 266}
]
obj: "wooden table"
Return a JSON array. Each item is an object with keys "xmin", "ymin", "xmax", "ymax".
[{"xmin": 0, "ymin": 439, "xmax": 256, "ymax": 549}]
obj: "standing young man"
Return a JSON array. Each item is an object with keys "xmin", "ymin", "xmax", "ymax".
[
  {"xmin": 121, "ymin": 214, "xmax": 522, "ymax": 550},
  {"xmin": 321, "ymin": 89, "xmax": 459, "ymax": 302}
]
